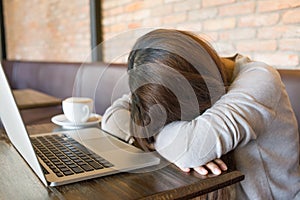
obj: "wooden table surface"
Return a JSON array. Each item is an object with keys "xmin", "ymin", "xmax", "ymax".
[
  {"xmin": 13, "ymin": 89, "xmax": 62, "ymax": 109},
  {"xmin": 0, "ymin": 123, "xmax": 244, "ymax": 200}
]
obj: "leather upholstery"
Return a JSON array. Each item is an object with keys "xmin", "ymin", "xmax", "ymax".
[
  {"xmin": 278, "ymin": 70, "xmax": 300, "ymax": 134},
  {"xmin": 2, "ymin": 60, "xmax": 129, "ymax": 116}
]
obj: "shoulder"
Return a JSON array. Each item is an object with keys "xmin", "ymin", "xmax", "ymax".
[
  {"xmin": 233, "ymin": 54, "xmax": 279, "ymax": 80},
  {"xmin": 227, "ymin": 55, "xmax": 283, "ymax": 108}
]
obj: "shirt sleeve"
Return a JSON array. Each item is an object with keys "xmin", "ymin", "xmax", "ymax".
[
  {"xmin": 154, "ymin": 60, "xmax": 283, "ymax": 168},
  {"xmin": 101, "ymin": 93, "xmax": 134, "ymax": 143}
]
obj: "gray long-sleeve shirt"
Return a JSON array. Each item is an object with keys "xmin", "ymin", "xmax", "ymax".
[{"xmin": 101, "ymin": 55, "xmax": 300, "ymax": 199}]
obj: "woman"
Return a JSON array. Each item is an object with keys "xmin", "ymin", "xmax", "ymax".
[{"xmin": 102, "ymin": 29, "xmax": 300, "ymax": 199}]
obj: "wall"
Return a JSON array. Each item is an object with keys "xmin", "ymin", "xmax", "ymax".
[
  {"xmin": 2, "ymin": 0, "xmax": 299, "ymax": 68},
  {"xmin": 3, "ymin": 0, "xmax": 91, "ymax": 62},
  {"xmin": 102, "ymin": 0, "xmax": 300, "ymax": 69}
]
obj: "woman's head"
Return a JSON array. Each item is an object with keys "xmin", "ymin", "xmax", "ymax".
[{"xmin": 127, "ymin": 29, "xmax": 227, "ymax": 149}]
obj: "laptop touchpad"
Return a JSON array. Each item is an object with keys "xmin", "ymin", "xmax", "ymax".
[{"xmin": 67, "ymin": 128, "xmax": 136, "ymax": 152}]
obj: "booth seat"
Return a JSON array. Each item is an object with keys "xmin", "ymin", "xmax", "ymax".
[{"xmin": 2, "ymin": 60, "xmax": 299, "ymax": 136}]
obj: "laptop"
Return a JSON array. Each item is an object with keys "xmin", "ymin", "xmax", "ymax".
[{"xmin": 0, "ymin": 64, "xmax": 160, "ymax": 187}]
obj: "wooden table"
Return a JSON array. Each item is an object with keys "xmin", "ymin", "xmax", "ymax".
[
  {"xmin": 0, "ymin": 123, "xmax": 244, "ymax": 200},
  {"xmin": 13, "ymin": 89, "xmax": 62, "ymax": 109}
]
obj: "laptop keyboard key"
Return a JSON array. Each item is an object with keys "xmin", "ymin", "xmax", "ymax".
[
  {"xmin": 88, "ymin": 161, "xmax": 104, "ymax": 169},
  {"xmin": 56, "ymin": 172, "xmax": 64, "ymax": 177},
  {"xmin": 71, "ymin": 167, "xmax": 84, "ymax": 173},
  {"xmin": 81, "ymin": 164, "xmax": 94, "ymax": 172},
  {"xmin": 62, "ymin": 170, "xmax": 74, "ymax": 176}
]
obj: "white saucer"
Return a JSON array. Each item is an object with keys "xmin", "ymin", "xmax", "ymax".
[{"xmin": 51, "ymin": 113, "xmax": 102, "ymax": 129}]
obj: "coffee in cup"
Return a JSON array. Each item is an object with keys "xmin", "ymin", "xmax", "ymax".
[{"xmin": 62, "ymin": 97, "xmax": 93, "ymax": 123}]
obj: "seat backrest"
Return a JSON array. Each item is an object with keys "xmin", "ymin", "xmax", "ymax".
[
  {"xmin": 278, "ymin": 69, "xmax": 300, "ymax": 134},
  {"xmin": 2, "ymin": 60, "xmax": 81, "ymax": 99},
  {"xmin": 2, "ymin": 60, "xmax": 129, "ymax": 115}
]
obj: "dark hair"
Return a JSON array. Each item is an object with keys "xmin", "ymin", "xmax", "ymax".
[{"xmin": 127, "ymin": 29, "xmax": 227, "ymax": 150}]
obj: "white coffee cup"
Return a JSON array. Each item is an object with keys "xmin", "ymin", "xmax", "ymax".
[{"xmin": 62, "ymin": 97, "xmax": 93, "ymax": 123}]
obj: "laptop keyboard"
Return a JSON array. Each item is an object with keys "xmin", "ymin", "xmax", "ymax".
[{"xmin": 31, "ymin": 134, "xmax": 114, "ymax": 177}]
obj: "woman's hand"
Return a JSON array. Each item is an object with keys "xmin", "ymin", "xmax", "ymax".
[{"xmin": 179, "ymin": 158, "xmax": 228, "ymax": 175}]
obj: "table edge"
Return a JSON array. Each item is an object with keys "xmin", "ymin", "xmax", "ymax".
[{"xmin": 141, "ymin": 170, "xmax": 244, "ymax": 200}]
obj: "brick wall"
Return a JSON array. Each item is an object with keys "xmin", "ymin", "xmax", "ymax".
[
  {"xmin": 102, "ymin": 0, "xmax": 300, "ymax": 69},
  {"xmin": 3, "ymin": 0, "xmax": 299, "ymax": 68},
  {"xmin": 3, "ymin": 0, "xmax": 91, "ymax": 62}
]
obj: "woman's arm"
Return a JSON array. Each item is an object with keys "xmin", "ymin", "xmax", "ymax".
[
  {"xmin": 154, "ymin": 61, "xmax": 283, "ymax": 169},
  {"xmin": 101, "ymin": 92, "xmax": 229, "ymax": 175},
  {"xmin": 101, "ymin": 94, "xmax": 134, "ymax": 143}
]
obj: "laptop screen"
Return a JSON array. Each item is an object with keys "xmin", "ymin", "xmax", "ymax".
[{"xmin": 0, "ymin": 64, "xmax": 48, "ymax": 186}]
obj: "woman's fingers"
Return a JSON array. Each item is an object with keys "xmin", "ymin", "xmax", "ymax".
[
  {"xmin": 205, "ymin": 161, "xmax": 222, "ymax": 175},
  {"xmin": 214, "ymin": 158, "xmax": 228, "ymax": 171},
  {"xmin": 179, "ymin": 167, "xmax": 190, "ymax": 173},
  {"xmin": 195, "ymin": 159, "xmax": 228, "ymax": 175},
  {"xmin": 178, "ymin": 158, "xmax": 228, "ymax": 175},
  {"xmin": 193, "ymin": 166, "xmax": 208, "ymax": 175}
]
